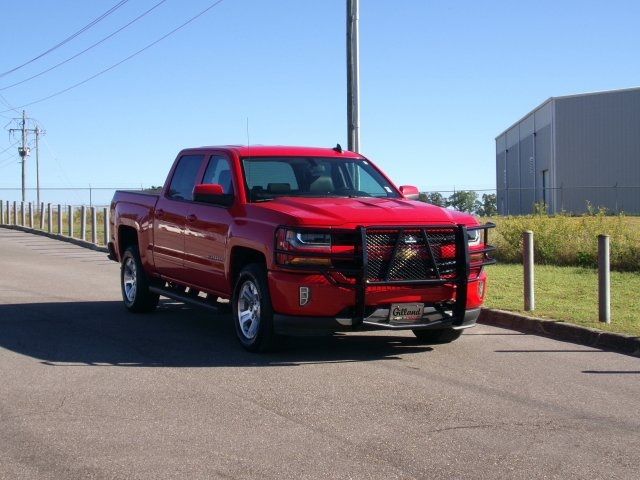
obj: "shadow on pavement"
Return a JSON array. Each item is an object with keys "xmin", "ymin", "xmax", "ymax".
[
  {"xmin": 0, "ymin": 300, "xmax": 432, "ymax": 367},
  {"xmin": 582, "ymin": 370, "xmax": 640, "ymax": 374},
  {"xmin": 494, "ymin": 349, "xmax": 606, "ymax": 353}
]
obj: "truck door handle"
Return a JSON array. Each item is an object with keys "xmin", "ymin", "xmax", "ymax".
[
  {"xmin": 156, "ymin": 209, "xmax": 165, "ymax": 219},
  {"xmin": 186, "ymin": 214, "xmax": 197, "ymax": 222}
]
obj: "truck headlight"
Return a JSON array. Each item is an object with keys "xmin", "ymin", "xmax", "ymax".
[
  {"xmin": 276, "ymin": 228, "xmax": 332, "ymax": 266},
  {"xmin": 467, "ymin": 229, "xmax": 481, "ymax": 246}
]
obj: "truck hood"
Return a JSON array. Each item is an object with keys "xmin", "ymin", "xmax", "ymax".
[{"xmin": 253, "ymin": 196, "xmax": 475, "ymax": 227}]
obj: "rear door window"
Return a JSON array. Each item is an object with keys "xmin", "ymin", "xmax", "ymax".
[
  {"xmin": 167, "ymin": 155, "xmax": 204, "ymax": 201},
  {"xmin": 202, "ymin": 155, "xmax": 234, "ymax": 194}
]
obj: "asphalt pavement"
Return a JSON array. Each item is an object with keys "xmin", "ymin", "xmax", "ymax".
[{"xmin": 1, "ymin": 228, "xmax": 639, "ymax": 479}]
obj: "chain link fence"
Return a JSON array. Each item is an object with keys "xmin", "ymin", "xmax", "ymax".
[
  {"xmin": 0, "ymin": 187, "xmax": 150, "ymax": 207},
  {"xmin": 1, "ymin": 185, "xmax": 638, "ymax": 216},
  {"xmin": 421, "ymin": 185, "xmax": 640, "ymax": 216}
]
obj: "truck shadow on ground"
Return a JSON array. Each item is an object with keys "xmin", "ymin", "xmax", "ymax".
[{"xmin": 0, "ymin": 300, "xmax": 434, "ymax": 367}]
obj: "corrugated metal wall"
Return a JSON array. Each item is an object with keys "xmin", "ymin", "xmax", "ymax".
[
  {"xmin": 496, "ymin": 88, "xmax": 640, "ymax": 215},
  {"xmin": 534, "ymin": 103, "xmax": 553, "ymax": 211},
  {"xmin": 518, "ymin": 115, "xmax": 535, "ymax": 213},
  {"xmin": 496, "ymin": 136, "xmax": 507, "ymax": 214},
  {"xmin": 496, "ymin": 101, "xmax": 553, "ymax": 215},
  {"xmin": 505, "ymin": 127, "xmax": 520, "ymax": 214},
  {"xmin": 555, "ymin": 89, "xmax": 640, "ymax": 213}
]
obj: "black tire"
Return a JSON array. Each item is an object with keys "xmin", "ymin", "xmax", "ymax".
[
  {"xmin": 232, "ymin": 264, "xmax": 277, "ymax": 352},
  {"xmin": 120, "ymin": 245, "xmax": 159, "ymax": 313},
  {"xmin": 412, "ymin": 328, "xmax": 462, "ymax": 344}
]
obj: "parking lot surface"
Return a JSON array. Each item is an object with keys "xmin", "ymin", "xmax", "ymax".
[{"xmin": 1, "ymin": 229, "xmax": 639, "ymax": 479}]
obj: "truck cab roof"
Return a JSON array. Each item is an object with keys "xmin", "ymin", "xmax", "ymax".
[{"xmin": 178, "ymin": 145, "xmax": 364, "ymax": 159}]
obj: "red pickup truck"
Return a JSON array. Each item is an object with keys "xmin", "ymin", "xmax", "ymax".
[{"xmin": 108, "ymin": 145, "xmax": 494, "ymax": 351}]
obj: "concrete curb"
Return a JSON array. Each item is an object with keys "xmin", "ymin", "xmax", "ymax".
[
  {"xmin": 0, "ymin": 224, "xmax": 108, "ymax": 253},
  {"xmin": 479, "ymin": 308, "xmax": 640, "ymax": 358}
]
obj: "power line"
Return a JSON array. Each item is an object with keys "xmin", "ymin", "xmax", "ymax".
[
  {"xmin": 0, "ymin": 154, "xmax": 19, "ymax": 169},
  {"xmin": 0, "ymin": 0, "xmax": 226, "ymax": 113},
  {"xmin": 0, "ymin": 0, "xmax": 169, "ymax": 92},
  {"xmin": 0, "ymin": 93, "xmax": 20, "ymax": 115},
  {"xmin": 0, "ymin": 140, "xmax": 20, "ymax": 156},
  {"xmin": 0, "ymin": 0, "xmax": 130, "ymax": 79}
]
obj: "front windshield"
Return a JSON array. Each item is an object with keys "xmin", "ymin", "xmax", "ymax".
[{"xmin": 242, "ymin": 156, "xmax": 400, "ymax": 202}]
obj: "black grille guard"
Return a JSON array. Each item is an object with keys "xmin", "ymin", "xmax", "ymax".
[
  {"xmin": 274, "ymin": 222, "xmax": 496, "ymax": 326},
  {"xmin": 354, "ymin": 223, "xmax": 496, "ymax": 325}
]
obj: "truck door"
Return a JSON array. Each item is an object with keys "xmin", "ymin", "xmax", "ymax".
[
  {"xmin": 153, "ymin": 154, "xmax": 205, "ymax": 282},
  {"xmin": 184, "ymin": 153, "xmax": 234, "ymax": 294}
]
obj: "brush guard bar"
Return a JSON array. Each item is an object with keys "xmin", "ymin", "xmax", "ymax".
[{"xmin": 274, "ymin": 223, "xmax": 496, "ymax": 327}]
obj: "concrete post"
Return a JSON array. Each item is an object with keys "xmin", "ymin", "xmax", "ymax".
[
  {"xmin": 598, "ymin": 235, "xmax": 611, "ymax": 323},
  {"xmin": 13, "ymin": 201, "xmax": 17, "ymax": 225},
  {"xmin": 20, "ymin": 202, "xmax": 25, "ymax": 226},
  {"xmin": 28, "ymin": 202, "xmax": 33, "ymax": 228},
  {"xmin": 523, "ymin": 230, "xmax": 535, "ymax": 311},
  {"xmin": 68, "ymin": 205, "xmax": 74, "ymax": 238},
  {"xmin": 39, "ymin": 202, "xmax": 45, "ymax": 230},
  {"xmin": 81, "ymin": 205, "xmax": 87, "ymax": 241},
  {"xmin": 0, "ymin": 200, "xmax": 4, "ymax": 225},
  {"xmin": 57, "ymin": 204, "xmax": 62, "ymax": 235},
  {"xmin": 103, "ymin": 207, "xmax": 109, "ymax": 246},
  {"xmin": 91, "ymin": 206, "xmax": 97, "ymax": 244},
  {"xmin": 47, "ymin": 203, "xmax": 52, "ymax": 233}
]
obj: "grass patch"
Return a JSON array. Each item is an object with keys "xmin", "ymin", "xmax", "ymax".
[
  {"xmin": 485, "ymin": 263, "xmax": 640, "ymax": 337},
  {"xmin": 489, "ymin": 214, "xmax": 640, "ymax": 271}
]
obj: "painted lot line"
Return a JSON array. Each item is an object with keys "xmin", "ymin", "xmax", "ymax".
[{"xmin": 0, "ymin": 229, "xmax": 639, "ymax": 480}]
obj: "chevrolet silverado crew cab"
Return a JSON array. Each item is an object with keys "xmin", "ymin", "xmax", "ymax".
[{"xmin": 108, "ymin": 145, "xmax": 495, "ymax": 352}]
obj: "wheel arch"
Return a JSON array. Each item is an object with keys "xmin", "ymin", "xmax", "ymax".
[
  {"xmin": 229, "ymin": 246, "xmax": 267, "ymax": 287},
  {"xmin": 118, "ymin": 225, "xmax": 139, "ymax": 259}
]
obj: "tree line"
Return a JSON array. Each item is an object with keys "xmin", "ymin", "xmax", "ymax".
[{"xmin": 418, "ymin": 191, "xmax": 497, "ymax": 217}]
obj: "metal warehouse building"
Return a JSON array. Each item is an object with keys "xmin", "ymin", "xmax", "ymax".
[{"xmin": 495, "ymin": 87, "xmax": 640, "ymax": 215}]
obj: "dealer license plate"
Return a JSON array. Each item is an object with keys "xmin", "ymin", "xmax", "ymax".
[{"xmin": 389, "ymin": 303, "xmax": 425, "ymax": 323}]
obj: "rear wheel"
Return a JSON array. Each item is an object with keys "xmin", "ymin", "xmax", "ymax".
[
  {"xmin": 121, "ymin": 245, "xmax": 159, "ymax": 313},
  {"xmin": 412, "ymin": 328, "xmax": 462, "ymax": 344},
  {"xmin": 232, "ymin": 264, "xmax": 277, "ymax": 352}
]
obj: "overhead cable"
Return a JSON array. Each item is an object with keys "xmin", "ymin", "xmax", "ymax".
[
  {"xmin": 1, "ymin": 0, "xmax": 168, "ymax": 91},
  {"xmin": 0, "ymin": 0, "xmax": 226, "ymax": 113},
  {"xmin": 0, "ymin": 0, "xmax": 130, "ymax": 78}
]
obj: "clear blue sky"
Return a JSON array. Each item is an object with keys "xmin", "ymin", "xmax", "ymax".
[{"xmin": 1, "ymin": 0, "xmax": 640, "ymax": 202}]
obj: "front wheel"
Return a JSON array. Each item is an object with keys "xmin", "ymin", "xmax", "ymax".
[
  {"xmin": 412, "ymin": 328, "xmax": 462, "ymax": 344},
  {"xmin": 232, "ymin": 264, "xmax": 277, "ymax": 352},
  {"xmin": 121, "ymin": 245, "xmax": 159, "ymax": 313}
]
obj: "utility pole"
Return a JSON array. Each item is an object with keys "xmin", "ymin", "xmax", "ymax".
[
  {"xmin": 19, "ymin": 111, "xmax": 29, "ymax": 202},
  {"xmin": 35, "ymin": 126, "xmax": 41, "ymax": 205},
  {"xmin": 346, "ymin": 0, "xmax": 360, "ymax": 153},
  {"xmin": 8, "ymin": 110, "xmax": 43, "ymax": 203}
]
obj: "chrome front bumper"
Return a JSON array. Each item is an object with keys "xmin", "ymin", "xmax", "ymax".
[{"xmin": 273, "ymin": 308, "xmax": 481, "ymax": 336}]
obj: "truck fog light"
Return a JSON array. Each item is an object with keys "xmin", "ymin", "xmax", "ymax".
[
  {"xmin": 299, "ymin": 286, "xmax": 310, "ymax": 306},
  {"xmin": 477, "ymin": 280, "xmax": 485, "ymax": 299}
]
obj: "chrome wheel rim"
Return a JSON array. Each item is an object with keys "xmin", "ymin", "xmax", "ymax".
[
  {"xmin": 237, "ymin": 280, "xmax": 260, "ymax": 340},
  {"xmin": 123, "ymin": 257, "xmax": 137, "ymax": 304}
]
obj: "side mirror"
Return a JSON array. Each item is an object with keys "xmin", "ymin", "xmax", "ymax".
[
  {"xmin": 193, "ymin": 184, "xmax": 234, "ymax": 206},
  {"xmin": 399, "ymin": 185, "xmax": 420, "ymax": 200}
]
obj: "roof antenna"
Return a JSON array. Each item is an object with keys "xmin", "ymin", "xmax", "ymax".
[
  {"xmin": 246, "ymin": 117, "xmax": 251, "ymax": 147},
  {"xmin": 333, "ymin": 143, "xmax": 343, "ymax": 153}
]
